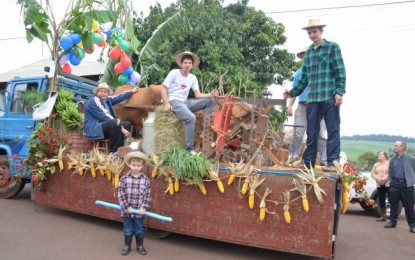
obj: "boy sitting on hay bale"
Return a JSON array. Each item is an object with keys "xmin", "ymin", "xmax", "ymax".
[{"xmin": 161, "ymin": 51, "xmax": 218, "ymax": 154}]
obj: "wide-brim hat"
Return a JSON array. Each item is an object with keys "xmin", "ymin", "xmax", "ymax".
[
  {"xmin": 175, "ymin": 51, "xmax": 200, "ymax": 68},
  {"xmin": 93, "ymin": 82, "xmax": 113, "ymax": 95},
  {"xmin": 302, "ymin": 19, "xmax": 326, "ymax": 30},
  {"xmin": 124, "ymin": 151, "xmax": 148, "ymax": 164},
  {"xmin": 296, "ymin": 46, "xmax": 309, "ymax": 58}
]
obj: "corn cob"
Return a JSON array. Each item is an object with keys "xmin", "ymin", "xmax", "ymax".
[
  {"xmin": 341, "ymin": 202, "xmax": 349, "ymax": 214},
  {"xmin": 57, "ymin": 145, "xmax": 66, "ymax": 171},
  {"xmin": 342, "ymin": 180, "xmax": 350, "ymax": 191},
  {"xmin": 106, "ymin": 169, "xmax": 112, "ymax": 181},
  {"xmin": 197, "ymin": 182, "xmax": 207, "ymax": 195},
  {"xmin": 293, "ymin": 178, "xmax": 309, "ymax": 213},
  {"xmin": 241, "ymin": 179, "xmax": 249, "ymax": 195},
  {"xmin": 68, "ymin": 163, "xmax": 73, "ymax": 170},
  {"xmin": 152, "ymin": 167, "xmax": 159, "ymax": 178},
  {"xmin": 296, "ymin": 166, "xmax": 328, "ymax": 205},
  {"xmin": 90, "ymin": 164, "xmax": 96, "ymax": 178},
  {"xmin": 174, "ymin": 178, "xmax": 180, "ymax": 192},
  {"xmin": 78, "ymin": 168, "xmax": 84, "ymax": 176},
  {"xmin": 247, "ymin": 175, "xmax": 266, "ymax": 209},
  {"xmin": 249, "ymin": 190, "xmax": 255, "ymax": 209},
  {"xmin": 114, "ymin": 175, "xmax": 120, "ymax": 189},
  {"xmin": 342, "ymin": 190, "xmax": 349, "ymax": 204},
  {"xmin": 283, "ymin": 205, "xmax": 291, "ymax": 224},
  {"xmin": 98, "ymin": 166, "xmax": 104, "ymax": 176},
  {"xmin": 227, "ymin": 160, "xmax": 246, "ymax": 185},
  {"xmin": 259, "ymin": 188, "xmax": 272, "ymax": 222},
  {"xmin": 302, "ymin": 196, "xmax": 309, "ymax": 213},
  {"xmin": 283, "ymin": 190, "xmax": 291, "ymax": 224},
  {"xmin": 217, "ymin": 180, "xmax": 225, "ymax": 193},
  {"xmin": 228, "ymin": 174, "xmax": 236, "ymax": 185},
  {"xmin": 168, "ymin": 177, "xmax": 174, "ymax": 195}
]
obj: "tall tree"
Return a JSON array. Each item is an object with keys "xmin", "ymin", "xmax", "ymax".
[{"xmin": 133, "ymin": 0, "xmax": 295, "ymax": 93}]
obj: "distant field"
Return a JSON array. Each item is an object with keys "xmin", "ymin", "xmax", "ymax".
[{"xmin": 341, "ymin": 140, "xmax": 415, "ymax": 162}]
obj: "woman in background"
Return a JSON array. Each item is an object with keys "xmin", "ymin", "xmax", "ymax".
[{"xmin": 371, "ymin": 151, "xmax": 390, "ymax": 221}]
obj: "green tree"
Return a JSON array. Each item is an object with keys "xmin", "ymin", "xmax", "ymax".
[
  {"xmin": 133, "ymin": 0, "xmax": 295, "ymax": 92},
  {"xmin": 357, "ymin": 151, "xmax": 377, "ymax": 170}
]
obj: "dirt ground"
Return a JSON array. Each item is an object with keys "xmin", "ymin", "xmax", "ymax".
[{"xmin": 1, "ymin": 185, "xmax": 414, "ymax": 260}]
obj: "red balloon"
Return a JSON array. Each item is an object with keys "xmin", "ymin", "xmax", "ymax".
[
  {"xmin": 62, "ymin": 63, "xmax": 72, "ymax": 74},
  {"xmin": 120, "ymin": 51, "xmax": 131, "ymax": 68},
  {"xmin": 114, "ymin": 62, "xmax": 124, "ymax": 74},
  {"xmin": 85, "ymin": 45, "xmax": 95, "ymax": 54},
  {"xmin": 109, "ymin": 45, "xmax": 121, "ymax": 60},
  {"xmin": 97, "ymin": 41, "xmax": 106, "ymax": 47}
]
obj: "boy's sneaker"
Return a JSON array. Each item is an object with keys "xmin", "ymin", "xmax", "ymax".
[{"xmin": 189, "ymin": 150, "xmax": 198, "ymax": 155}]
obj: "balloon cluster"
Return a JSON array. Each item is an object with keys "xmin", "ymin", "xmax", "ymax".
[
  {"xmin": 58, "ymin": 20, "xmax": 108, "ymax": 74},
  {"xmin": 107, "ymin": 29, "xmax": 141, "ymax": 86}
]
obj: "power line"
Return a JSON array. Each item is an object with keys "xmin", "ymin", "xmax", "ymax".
[
  {"xmin": 0, "ymin": 36, "xmax": 26, "ymax": 41},
  {"xmin": 265, "ymin": 0, "xmax": 415, "ymax": 14}
]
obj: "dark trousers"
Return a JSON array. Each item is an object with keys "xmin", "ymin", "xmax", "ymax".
[
  {"xmin": 303, "ymin": 97, "xmax": 340, "ymax": 167},
  {"xmin": 123, "ymin": 217, "xmax": 144, "ymax": 236},
  {"xmin": 377, "ymin": 185, "xmax": 390, "ymax": 209},
  {"xmin": 389, "ymin": 180, "xmax": 415, "ymax": 226},
  {"xmin": 102, "ymin": 119, "xmax": 131, "ymax": 153}
]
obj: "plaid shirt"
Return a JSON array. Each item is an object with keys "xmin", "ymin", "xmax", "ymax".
[
  {"xmin": 117, "ymin": 172, "xmax": 151, "ymax": 218},
  {"xmin": 291, "ymin": 39, "xmax": 346, "ymax": 103}
]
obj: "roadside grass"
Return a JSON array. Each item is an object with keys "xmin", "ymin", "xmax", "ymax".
[{"xmin": 341, "ymin": 140, "xmax": 415, "ymax": 162}]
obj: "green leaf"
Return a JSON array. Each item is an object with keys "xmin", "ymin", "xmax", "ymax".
[
  {"xmin": 25, "ymin": 28, "xmax": 34, "ymax": 43},
  {"xmin": 50, "ymin": 165, "xmax": 56, "ymax": 174},
  {"xmin": 91, "ymin": 10, "xmax": 119, "ymax": 23},
  {"xmin": 31, "ymin": 23, "xmax": 49, "ymax": 43}
]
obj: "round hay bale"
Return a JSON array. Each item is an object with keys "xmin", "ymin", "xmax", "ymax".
[{"xmin": 154, "ymin": 106, "xmax": 185, "ymax": 155}]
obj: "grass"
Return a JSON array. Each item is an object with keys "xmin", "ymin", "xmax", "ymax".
[{"xmin": 341, "ymin": 140, "xmax": 415, "ymax": 162}]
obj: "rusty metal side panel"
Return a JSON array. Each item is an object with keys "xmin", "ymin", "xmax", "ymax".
[{"xmin": 34, "ymin": 164, "xmax": 339, "ymax": 259}]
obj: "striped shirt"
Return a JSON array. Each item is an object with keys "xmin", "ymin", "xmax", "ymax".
[
  {"xmin": 290, "ymin": 39, "xmax": 346, "ymax": 103},
  {"xmin": 118, "ymin": 172, "xmax": 151, "ymax": 218}
]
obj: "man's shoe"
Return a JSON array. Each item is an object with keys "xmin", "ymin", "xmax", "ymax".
[
  {"xmin": 410, "ymin": 225, "xmax": 415, "ymax": 233},
  {"xmin": 189, "ymin": 150, "xmax": 198, "ymax": 155},
  {"xmin": 322, "ymin": 165, "xmax": 336, "ymax": 172},
  {"xmin": 384, "ymin": 221, "xmax": 396, "ymax": 228}
]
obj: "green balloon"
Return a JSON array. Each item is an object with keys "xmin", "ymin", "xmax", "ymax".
[
  {"xmin": 92, "ymin": 32, "xmax": 103, "ymax": 44},
  {"xmin": 77, "ymin": 47, "xmax": 85, "ymax": 59},
  {"xmin": 118, "ymin": 39, "xmax": 129, "ymax": 51},
  {"xmin": 118, "ymin": 73, "xmax": 128, "ymax": 84}
]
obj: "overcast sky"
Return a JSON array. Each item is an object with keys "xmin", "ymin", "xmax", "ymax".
[{"xmin": 1, "ymin": 0, "xmax": 414, "ymax": 138}]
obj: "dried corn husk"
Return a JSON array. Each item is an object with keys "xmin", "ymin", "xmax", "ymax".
[
  {"xmin": 296, "ymin": 166, "xmax": 328, "ymax": 204},
  {"xmin": 293, "ymin": 178, "xmax": 309, "ymax": 213}
]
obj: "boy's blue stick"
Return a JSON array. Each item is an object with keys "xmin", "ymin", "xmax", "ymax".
[{"xmin": 95, "ymin": 200, "xmax": 173, "ymax": 222}]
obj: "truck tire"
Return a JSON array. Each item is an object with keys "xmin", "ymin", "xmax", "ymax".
[{"xmin": 0, "ymin": 157, "xmax": 26, "ymax": 199}]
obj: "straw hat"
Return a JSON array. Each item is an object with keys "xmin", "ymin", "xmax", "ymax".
[
  {"xmin": 124, "ymin": 151, "xmax": 148, "ymax": 164},
  {"xmin": 296, "ymin": 46, "xmax": 309, "ymax": 59},
  {"xmin": 302, "ymin": 19, "xmax": 326, "ymax": 30},
  {"xmin": 175, "ymin": 51, "xmax": 200, "ymax": 68},
  {"xmin": 92, "ymin": 82, "xmax": 113, "ymax": 95}
]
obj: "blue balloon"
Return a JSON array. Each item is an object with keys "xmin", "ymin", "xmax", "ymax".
[
  {"xmin": 127, "ymin": 80, "xmax": 136, "ymax": 86},
  {"xmin": 68, "ymin": 50, "xmax": 81, "ymax": 66},
  {"xmin": 71, "ymin": 33, "xmax": 82, "ymax": 44},
  {"xmin": 123, "ymin": 66, "xmax": 134, "ymax": 77},
  {"xmin": 105, "ymin": 29, "xmax": 113, "ymax": 37},
  {"xmin": 60, "ymin": 35, "xmax": 73, "ymax": 51}
]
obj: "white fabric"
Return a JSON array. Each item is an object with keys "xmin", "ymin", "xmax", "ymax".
[{"xmin": 162, "ymin": 69, "xmax": 199, "ymax": 102}]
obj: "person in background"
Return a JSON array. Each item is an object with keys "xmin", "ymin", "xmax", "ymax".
[
  {"xmin": 161, "ymin": 51, "xmax": 218, "ymax": 154},
  {"xmin": 283, "ymin": 19, "xmax": 346, "ymax": 172},
  {"xmin": 287, "ymin": 46, "xmax": 327, "ymax": 166},
  {"xmin": 384, "ymin": 141, "xmax": 415, "ymax": 233},
  {"xmin": 84, "ymin": 82, "xmax": 140, "ymax": 153},
  {"xmin": 118, "ymin": 151, "xmax": 151, "ymax": 255},
  {"xmin": 370, "ymin": 151, "xmax": 390, "ymax": 221}
]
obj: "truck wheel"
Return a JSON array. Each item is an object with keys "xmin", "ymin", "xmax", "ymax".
[
  {"xmin": 359, "ymin": 201, "xmax": 375, "ymax": 212},
  {"xmin": 0, "ymin": 158, "xmax": 26, "ymax": 199},
  {"xmin": 375, "ymin": 195, "xmax": 402, "ymax": 219}
]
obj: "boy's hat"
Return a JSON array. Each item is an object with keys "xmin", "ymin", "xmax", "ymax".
[
  {"xmin": 302, "ymin": 19, "xmax": 326, "ymax": 30},
  {"xmin": 175, "ymin": 51, "xmax": 200, "ymax": 68},
  {"xmin": 93, "ymin": 82, "xmax": 113, "ymax": 95},
  {"xmin": 124, "ymin": 151, "xmax": 148, "ymax": 164}
]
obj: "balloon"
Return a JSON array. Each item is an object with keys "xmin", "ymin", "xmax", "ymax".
[
  {"xmin": 114, "ymin": 62, "xmax": 124, "ymax": 74},
  {"xmin": 76, "ymin": 47, "xmax": 85, "ymax": 60},
  {"xmin": 68, "ymin": 50, "xmax": 81, "ymax": 66},
  {"xmin": 118, "ymin": 74, "xmax": 129, "ymax": 84},
  {"xmin": 92, "ymin": 32, "xmax": 103, "ymax": 44},
  {"xmin": 84, "ymin": 44, "xmax": 95, "ymax": 54},
  {"xmin": 91, "ymin": 20, "xmax": 100, "ymax": 32},
  {"xmin": 77, "ymin": 41, "xmax": 83, "ymax": 48},
  {"xmin": 59, "ymin": 35, "xmax": 73, "ymax": 51},
  {"xmin": 71, "ymin": 33, "xmax": 82, "ymax": 44},
  {"xmin": 130, "ymin": 71, "xmax": 141, "ymax": 83},
  {"xmin": 118, "ymin": 39, "xmax": 129, "ymax": 51},
  {"xmin": 59, "ymin": 52, "xmax": 68, "ymax": 65},
  {"xmin": 97, "ymin": 41, "xmax": 106, "ymax": 47},
  {"xmin": 62, "ymin": 63, "xmax": 72, "ymax": 74},
  {"xmin": 120, "ymin": 52, "xmax": 131, "ymax": 68},
  {"xmin": 123, "ymin": 66, "xmax": 134, "ymax": 77},
  {"xmin": 127, "ymin": 80, "xmax": 136, "ymax": 86},
  {"xmin": 105, "ymin": 29, "xmax": 113, "ymax": 37},
  {"xmin": 109, "ymin": 45, "xmax": 121, "ymax": 60}
]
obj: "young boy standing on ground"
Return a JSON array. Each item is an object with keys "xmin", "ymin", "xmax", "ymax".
[{"xmin": 118, "ymin": 151, "xmax": 151, "ymax": 256}]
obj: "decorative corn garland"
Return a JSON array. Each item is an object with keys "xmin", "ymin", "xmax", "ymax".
[
  {"xmin": 296, "ymin": 166, "xmax": 328, "ymax": 204},
  {"xmin": 57, "ymin": 145, "xmax": 66, "ymax": 171},
  {"xmin": 227, "ymin": 160, "xmax": 244, "ymax": 185},
  {"xmin": 208, "ymin": 169, "xmax": 225, "ymax": 194}
]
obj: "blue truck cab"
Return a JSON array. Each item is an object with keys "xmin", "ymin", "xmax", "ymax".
[{"xmin": 0, "ymin": 73, "xmax": 97, "ymax": 198}]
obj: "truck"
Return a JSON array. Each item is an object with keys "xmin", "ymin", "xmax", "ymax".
[
  {"xmin": 0, "ymin": 73, "xmax": 342, "ymax": 259},
  {"xmin": 0, "ymin": 73, "xmax": 97, "ymax": 198}
]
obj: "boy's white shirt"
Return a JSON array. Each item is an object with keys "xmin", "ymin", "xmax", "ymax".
[{"xmin": 162, "ymin": 69, "xmax": 199, "ymax": 102}]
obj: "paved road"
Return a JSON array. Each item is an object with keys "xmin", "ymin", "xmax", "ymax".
[{"xmin": 1, "ymin": 185, "xmax": 414, "ymax": 260}]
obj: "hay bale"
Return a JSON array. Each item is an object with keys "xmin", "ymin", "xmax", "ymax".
[{"xmin": 154, "ymin": 106, "xmax": 185, "ymax": 155}]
